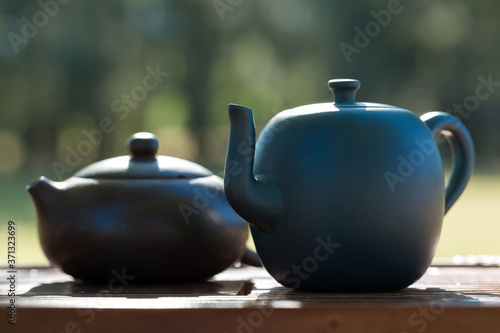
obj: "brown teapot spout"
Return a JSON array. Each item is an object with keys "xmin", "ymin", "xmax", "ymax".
[
  {"xmin": 26, "ymin": 176, "xmax": 59, "ymax": 202},
  {"xmin": 26, "ymin": 176, "xmax": 65, "ymax": 229},
  {"xmin": 27, "ymin": 176, "xmax": 65, "ymax": 214}
]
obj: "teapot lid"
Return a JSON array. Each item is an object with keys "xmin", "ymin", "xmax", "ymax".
[
  {"xmin": 293, "ymin": 79, "xmax": 399, "ymax": 113},
  {"xmin": 74, "ymin": 132, "xmax": 212, "ymax": 179},
  {"xmin": 326, "ymin": 79, "xmax": 397, "ymax": 109}
]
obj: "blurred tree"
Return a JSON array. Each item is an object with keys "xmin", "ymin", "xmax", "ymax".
[{"xmin": 0, "ymin": 0, "xmax": 499, "ymax": 177}]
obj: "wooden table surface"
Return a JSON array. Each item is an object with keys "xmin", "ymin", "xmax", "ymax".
[{"xmin": 1, "ymin": 263, "xmax": 500, "ymax": 333}]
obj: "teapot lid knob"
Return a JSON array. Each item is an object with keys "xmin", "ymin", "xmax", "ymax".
[
  {"xmin": 126, "ymin": 132, "xmax": 159, "ymax": 159},
  {"xmin": 328, "ymin": 79, "xmax": 360, "ymax": 104}
]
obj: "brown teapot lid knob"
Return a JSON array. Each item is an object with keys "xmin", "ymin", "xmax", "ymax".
[
  {"xmin": 328, "ymin": 79, "xmax": 360, "ymax": 104},
  {"xmin": 126, "ymin": 132, "xmax": 159, "ymax": 159}
]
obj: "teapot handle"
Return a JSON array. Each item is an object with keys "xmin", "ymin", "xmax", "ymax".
[
  {"xmin": 421, "ymin": 112, "xmax": 474, "ymax": 214},
  {"xmin": 240, "ymin": 248, "xmax": 261, "ymax": 267}
]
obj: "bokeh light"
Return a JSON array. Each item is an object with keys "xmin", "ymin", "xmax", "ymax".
[
  {"xmin": 0, "ymin": 0, "xmax": 499, "ymax": 266},
  {"xmin": 0, "ymin": 130, "xmax": 26, "ymax": 174}
]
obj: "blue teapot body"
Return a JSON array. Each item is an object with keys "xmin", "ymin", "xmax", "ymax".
[{"xmin": 224, "ymin": 79, "xmax": 474, "ymax": 291}]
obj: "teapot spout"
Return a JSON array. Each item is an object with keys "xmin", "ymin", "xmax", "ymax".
[
  {"xmin": 26, "ymin": 176, "xmax": 60, "ymax": 208},
  {"xmin": 224, "ymin": 104, "xmax": 282, "ymax": 233}
]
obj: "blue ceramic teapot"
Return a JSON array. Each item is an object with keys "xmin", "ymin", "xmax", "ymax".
[{"xmin": 224, "ymin": 79, "xmax": 474, "ymax": 291}]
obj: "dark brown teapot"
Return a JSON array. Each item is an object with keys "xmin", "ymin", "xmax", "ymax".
[{"xmin": 27, "ymin": 132, "xmax": 256, "ymax": 283}]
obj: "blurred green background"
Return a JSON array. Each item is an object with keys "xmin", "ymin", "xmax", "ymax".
[{"xmin": 0, "ymin": 0, "xmax": 499, "ymax": 266}]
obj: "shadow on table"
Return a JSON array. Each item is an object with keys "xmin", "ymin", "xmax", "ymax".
[
  {"xmin": 22, "ymin": 279, "xmax": 255, "ymax": 298},
  {"xmin": 255, "ymin": 286, "xmax": 499, "ymax": 304}
]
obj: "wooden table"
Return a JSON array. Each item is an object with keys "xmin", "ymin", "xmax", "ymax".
[{"xmin": 1, "ymin": 263, "xmax": 500, "ymax": 332}]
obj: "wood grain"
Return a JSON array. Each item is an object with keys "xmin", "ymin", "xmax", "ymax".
[{"xmin": 1, "ymin": 265, "xmax": 500, "ymax": 332}]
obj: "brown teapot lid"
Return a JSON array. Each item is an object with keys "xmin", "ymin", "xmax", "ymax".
[{"xmin": 74, "ymin": 132, "xmax": 212, "ymax": 179}]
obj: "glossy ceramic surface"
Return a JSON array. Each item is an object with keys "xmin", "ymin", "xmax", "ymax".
[{"xmin": 224, "ymin": 79, "xmax": 474, "ymax": 291}]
